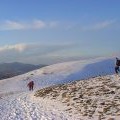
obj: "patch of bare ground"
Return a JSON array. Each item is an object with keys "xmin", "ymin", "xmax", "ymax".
[{"xmin": 35, "ymin": 75, "xmax": 120, "ymax": 120}]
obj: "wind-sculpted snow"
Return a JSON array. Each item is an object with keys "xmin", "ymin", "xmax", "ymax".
[
  {"xmin": 64, "ymin": 59, "xmax": 114, "ymax": 82},
  {"xmin": 0, "ymin": 58, "xmax": 115, "ymax": 93}
]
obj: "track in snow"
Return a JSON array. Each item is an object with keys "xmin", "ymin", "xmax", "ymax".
[{"xmin": 0, "ymin": 92, "xmax": 68, "ymax": 120}]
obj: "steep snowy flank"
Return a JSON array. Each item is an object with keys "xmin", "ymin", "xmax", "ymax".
[{"xmin": 0, "ymin": 57, "xmax": 115, "ymax": 93}]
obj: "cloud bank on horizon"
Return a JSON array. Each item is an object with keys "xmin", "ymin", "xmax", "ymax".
[
  {"xmin": 0, "ymin": 43, "xmax": 119, "ymax": 65},
  {"xmin": 0, "ymin": 43, "xmax": 28, "ymax": 52},
  {"xmin": 0, "ymin": 43, "xmax": 84, "ymax": 64}
]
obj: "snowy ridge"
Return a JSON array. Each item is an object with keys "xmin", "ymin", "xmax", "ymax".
[
  {"xmin": 0, "ymin": 57, "xmax": 115, "ymax": 93},
  {"xmin": 0, "ymin": 57, "xmax": 118, "ymax": 120},
  {"xmin": 35, "ymin": 75, "xmax": 120, "ymax": 120}
]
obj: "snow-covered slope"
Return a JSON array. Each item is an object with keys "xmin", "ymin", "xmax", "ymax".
[
  {"xmin": 0, "ymin": 57, "xmax": 115, "ymax": 94},
  {"xmin": 35, "ymin": 75, "xmax": 120, "ymax": 120},
  {"xmin": 0, "ymin": 57, "xmax": 118, "ymax": 120}
]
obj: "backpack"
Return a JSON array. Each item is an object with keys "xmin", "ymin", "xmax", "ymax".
[{"xmin": 116, "ymin": 60, "xmax": 120, "ymax": 66}]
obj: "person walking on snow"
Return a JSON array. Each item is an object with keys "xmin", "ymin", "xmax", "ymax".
[
  {"xmin": 115, "ymin": 57, "xmax": 120, "ymax": 74},
  {"xmin": 27, "ymin": 81, "xmax": 34, "ymax": 91}
]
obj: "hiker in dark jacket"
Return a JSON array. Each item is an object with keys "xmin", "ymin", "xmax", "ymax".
[
  {"xmin": 115, "ymin": 57, "xmax": 120, "ymax": 74},
  {"xmin": 27, "ymin": 81, "xmax": 34, "ymax": 91}
]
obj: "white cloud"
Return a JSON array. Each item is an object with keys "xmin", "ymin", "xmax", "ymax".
[
  {"xmin": 0, "ymin": 20, "xmax": 59, "ymax": 31},
  {"xmin": 0, "ymin": 43, "xmax": 28, "ymax": 52},
  {"xmin": 0, "ymin": 20, "xmax": 26, "ymax": 30},
  {"xmin": 49, "ymin": 21, "xmax": 58, "ymax": 28},
  {"xmin": 82, "ymin": 20, "xmax": 116, "ymax": 31},
  {"xmin": 32, "ymin": 20, "xmax": 46, "ymax": 29}
]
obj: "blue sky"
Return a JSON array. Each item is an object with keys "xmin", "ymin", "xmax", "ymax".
[{"xmin": 0, "ymin": 0, "xmax": 120, "ymax": 64}]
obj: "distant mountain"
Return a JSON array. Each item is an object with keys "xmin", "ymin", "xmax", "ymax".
[{"xmin": 0, "ymin": 62, "xmax": 46, "ymax": 80}]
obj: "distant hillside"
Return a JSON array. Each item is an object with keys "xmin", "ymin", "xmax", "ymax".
[{"xmin": 0, "ymin": 62, "xmax": 46, "ymax": 80}]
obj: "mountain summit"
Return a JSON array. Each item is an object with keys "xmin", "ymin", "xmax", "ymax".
[{"xmin": 0, "ymin": 57, "xmax": 119, "ymax": 120}]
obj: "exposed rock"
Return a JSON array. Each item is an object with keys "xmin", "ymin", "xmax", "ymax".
[
  {"xmin": 107, "ymin": 118, "xmax": 115, "ymax": 120},
  {"xmin": 35, "ymin": 75, "xmax": 120, "ymax": 120}
]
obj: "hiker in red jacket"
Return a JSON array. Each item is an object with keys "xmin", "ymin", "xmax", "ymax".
[{"xmin": 27, "ymin": 81, "xmax": 34, "ymax": 91}]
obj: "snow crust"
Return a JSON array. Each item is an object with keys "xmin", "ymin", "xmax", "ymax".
[{"xmin": 0, "ymin": 57, "xmax": 118, "ymax": 120}]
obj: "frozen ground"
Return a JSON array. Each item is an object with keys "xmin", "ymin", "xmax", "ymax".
[{"xmin": 35, "ymin": 75, "xmax": 120, "ymax": 120}]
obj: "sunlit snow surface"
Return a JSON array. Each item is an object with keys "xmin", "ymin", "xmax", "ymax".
[
  {"xmin": 0, "ymin": 57, "xmax": 115, "ymax": 93},
  {"xmin": 0, "ymin": 57, "xmax": 117, "ymax": 120}
]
